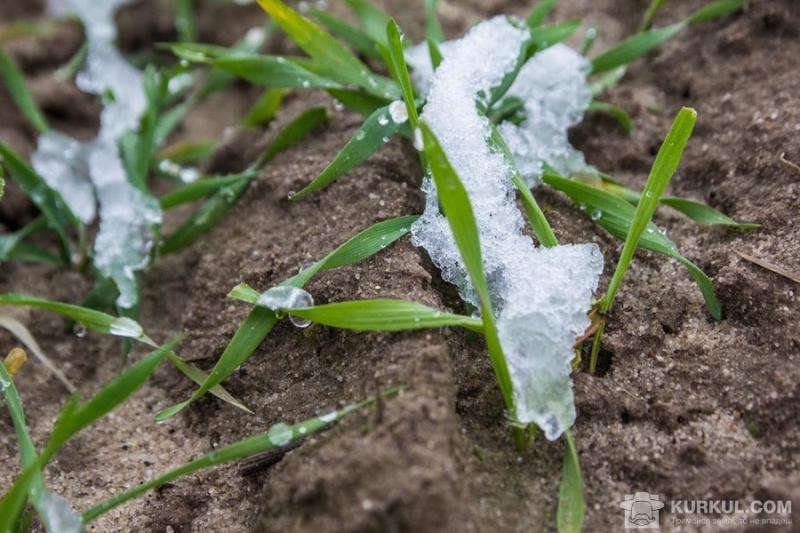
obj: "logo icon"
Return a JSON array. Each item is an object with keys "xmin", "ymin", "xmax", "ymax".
[{"xmin": 619, "ymin": 492, "xmax": 664, "ymax": 529}]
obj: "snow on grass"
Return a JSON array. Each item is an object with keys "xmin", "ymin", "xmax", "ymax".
[
  {"xmin": 31, "ymin": 0, "xmax": 159, "ymax": 308},
  {"xmin": 410, "ymin": 17, "xmax": 603, "ymax": 439}
]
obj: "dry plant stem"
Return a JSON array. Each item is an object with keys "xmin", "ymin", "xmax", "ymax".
[{"xmin": 734, "ymin": 249, "xmax": 800, "ymax": 285}]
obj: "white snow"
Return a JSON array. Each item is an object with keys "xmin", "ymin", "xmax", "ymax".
[
  {"xmin": 409, "ymin": 17, "xmax": 603, "ymax": 440},
  {"xmin": 32, "ymin": 0, "xmax": 161, "ymax": 308}
]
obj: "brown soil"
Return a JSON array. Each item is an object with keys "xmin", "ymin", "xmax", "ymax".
[{"xmin": 1, "ymin": 1, "xmax": 799, "ymax": 532}]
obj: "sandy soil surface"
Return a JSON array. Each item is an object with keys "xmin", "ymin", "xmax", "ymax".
[{"xmin": 1, "ymin": 0, "xmax": 798, "ymax": 531}]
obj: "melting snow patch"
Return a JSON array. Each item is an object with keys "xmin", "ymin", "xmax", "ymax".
[
  {"xmin": 409, "ymin": 17, "xmax": 603, "ymax": 440},
  {"xmin": 32, "ymin": 0, "xmax": 161, "ymax": 308}
]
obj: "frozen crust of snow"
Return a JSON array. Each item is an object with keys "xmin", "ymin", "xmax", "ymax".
[{"xmin": 409, "ymin": 17, "xmax": 603, "ymax": 440}]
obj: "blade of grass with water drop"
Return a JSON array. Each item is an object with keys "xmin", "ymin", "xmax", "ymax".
[
  {"xmin": 256, "ymin": 0, "xmax": 399, "ymax": 99},
  {"xmin": 289, "ymin": 104, "xmax": 402, "ymax": 200},
  {"xmin": 591, "ymin": 0, "xmax": 744, "ymax": 74},
  {"xmin": 528, "ymin": 19, "xmax": 582, "ymax": 54},
  {"xmin": 0, "ymin": 339, "xmax": 178, "ymax": 525},
  {"xmin": 157, "ymin": 215, "xmax": 417, "ymax": 420},
  {"xmin": 282, "ymin": 299, "xmax": 484, "ymax": 333},
  {"xmin": 0, "ymin": 49, "xmax": 48, "ymax": 134},
  {"xmin": 0, "ymin": 293, "xmax": 249, "ymax": 411},
  {"xmin": 212, "ymin": 54, "xmax": 343, "ymax": 89},
  {"xmin": 327, "ymin": 88, "xmax": 388, "ymax": 117},
  {"xmin": 0, "ymin": 143, "xmax": 75, "ymax": 262},
  {"xmin": 420, "ymin": 122, "xmax": 516, "ymax": 427},
  {"xmin": 589, "ymin": 100, "xmax": 633, "ymax": 133},
  {"xmin": 527, "ymin": 0, "xmax": 558, "ymax": 27},
  {"xmin": 386, "ymin": 20, "xmax": 419, "ymax": 129},
  {"xmin": 161, "ymin": 106, "xmax": 327, "ymax": 252},
  {"xmin": 160, "ymin": 174, "xmax": 249, "ymax": 209},
  {"xmin": 557, "ymin": 432, "xmax": 585, "ymax": 533},
  {"xmin": 86, "ymin": 387, "xmax": 403, "ymax": 522}
]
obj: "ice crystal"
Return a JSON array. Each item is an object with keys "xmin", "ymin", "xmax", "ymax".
[{"xmin": 409, "ymin": 17, "xmax": 603, "ymax": 439}]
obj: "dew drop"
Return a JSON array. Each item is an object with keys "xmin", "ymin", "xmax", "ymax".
[
  {"xmin": 413, "ymin": 128, "xmax": 424, "ymax": 151},
  {"xmin": 356, "ymin": 130, "xmax": 366, "ymax": 140},
  {"xmin": 73, "ymin": 322, "xmax": 87, "ymax": 338},
  {"xmin": 388, "ymin": 100, "xmax": 408, "ymax": 124},
  {"xmin": 319, "ymin": 410, "xmax": 338, "ymax": 423},
  {"xmin": 590, "ymin": 209, "xmax": 602, "ymax": 221},
  {"xmin": 267, "ymin": 423, "xmax": 293, "ymax": 446},
  {"xmin": 377, "ymin": 114, "xmax": 389, "ymax": 127},
  {"xmin": 108, "ymin": 317, "xmax": 144, "ymax": 339}
]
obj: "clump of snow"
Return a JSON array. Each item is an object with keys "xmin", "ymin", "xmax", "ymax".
[
  {"xmin": 409, "ymin": 17, "xmax": 603, "ymax": 440},
  {"xmin": 32, "ymin": 0, "xmax": 160, "ymax": 308}
]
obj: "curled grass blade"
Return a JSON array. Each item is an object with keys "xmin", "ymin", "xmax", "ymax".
[
  {"xmin": 557, "ymin": 432, "xmax": 585, "ymax": 533},
  {"xmin": 86, "ymin": 387, "xmax": 403, "ymax": 523},
  {"xmin": 589, "ymin": 100, "xmax": 633, "ymax": 133},
  {"xmin": 289, "ymin": 104, "xmax": 402, "ymax": 200},
  {"xmin": 420, "ymin": 122, "xmax": 515, "ymax": 422},
  {"xmin": 256, "ymin": 0, "xmax": 399, "ymax": 99},
  {"xmin": 0, "ymin": 49, "xmax": 48, "ymax": 134},
  {"xmin": 591, "ymin": 0, "xmax": 744, "ymax": 74},
  {"xmin": 157, "ymin": 215, "xmax": 417, "ymax": 420},
  {"xmin": 282, "ymin": 299, "xmax": 483, "ymax": 332}
]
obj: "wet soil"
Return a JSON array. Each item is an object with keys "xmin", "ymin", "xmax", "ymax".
[{"xmin": 1, "ymin": 1, "xmax": 798, "ymax": 532}]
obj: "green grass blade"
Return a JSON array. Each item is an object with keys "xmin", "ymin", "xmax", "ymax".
[
  {"xmin": 87, "ymin": 388, "xmax": 402, "ymax": 522},
  {"xmin": 344, "ymin": 0, "xmax": 391, "ymax": 46},
  {"xmin": 420, "ymin": 122, "xmax": 515, "ymax": 412},
  {"xmin": 254, "ymin": 106, "xmax": 328, "ymax": 168},
  {"xmin": 309, "ymin": 7, "xmax": 380, "ymax": 59},
  {"xmin": 0, "ymin": 357, "xmax": 51, "ymax": 532},
  {"xmin": 590, "ymin": 21, "xmax": 684, "ymax": 75},
  {"xmin": 424, "ymin": 0, "xmax": 445, "ymax": 43},
  {"xmin": 590, "ymin": 66, "xmax": 626, "ymax": 96},
  {"xmin": 175, "ymin": 0, "xmax": 196, "ymax": 42},
  {"xmin": 289, "ymin": 104, "xmax": 402, "ymax": 200},
  {"xmin": 283, "ymin": 299, "xmax": 484, "ymax": 332},
  {"xmin": 327, "ymin": 88, "xmax": 388, "ymax": 117},
  {"xmin": 0, "ymin": 143, "xmax": 75, "ymax": 261},
  {"xmin": 212, "ymin": 54, "xmax": 343, "ymax": 89},
  {"xmin": 0, "ymin": 339, "xmax": 178, "ymax": 523},
  {"xmin": 160, "ymin": 174, "xmax": 250, "ymax": 209},
  {"xmin": 158, "ymin": 216, "xmax": 416, "ymax": 420},
  {"xmin": 543, "ymin": 173, "xmax": 720, "ymax": 319},
  {"xmin": 589, "ymin": 100, "xmax": 633, "ymax": 133},
  {"xmin": 427, "ymin": 38, "xmax": 443, "ymax": 69},
  {"xmin": 488, "ymin": 125, "xmax": 558, "ymax": 247},
  {"xmin": 526, "ymin": 0, "xmax": 558, "ymax": 27},
  {"xmin": 601, "ymin": 107, "xmax": 696, "ymax": 312},
  {"xmin": 660, "ymin": 197, "xmax": 759, "ymax": 229},
  {"xmin": 529, "ymin": 19, "xmax": 582, "ymax": 53},
  {"xmin": 600, "ymin": 175, "xmax": 759, "ymax": 229},
  {"xmin": 242, "ymin": 88, "xmax": 287, "ymax": 128},
  {"xmin": 386, "ymin": 20, "xmax": 420, "ymax": 129},
  {"xmin": 256, "ymin": 0, "xmax": 399, "ymax": 99},
  {"xmin": 158, "ymin": 139, "xmax": 215, "ymax": 165},
  {"xmin": 640, "ymin": 0, "xmax": 669, "ymax": 30},
  {"xmin": 557, "ymin": 432, "xmax": 585, "ymax": 533},
  {"xmin": 0, "ymin": 49, "xmax": 48, "ymax": 134},
  {"xmin": 591, "ymin": 0, "xmax": 744, "ymax": 74}
]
